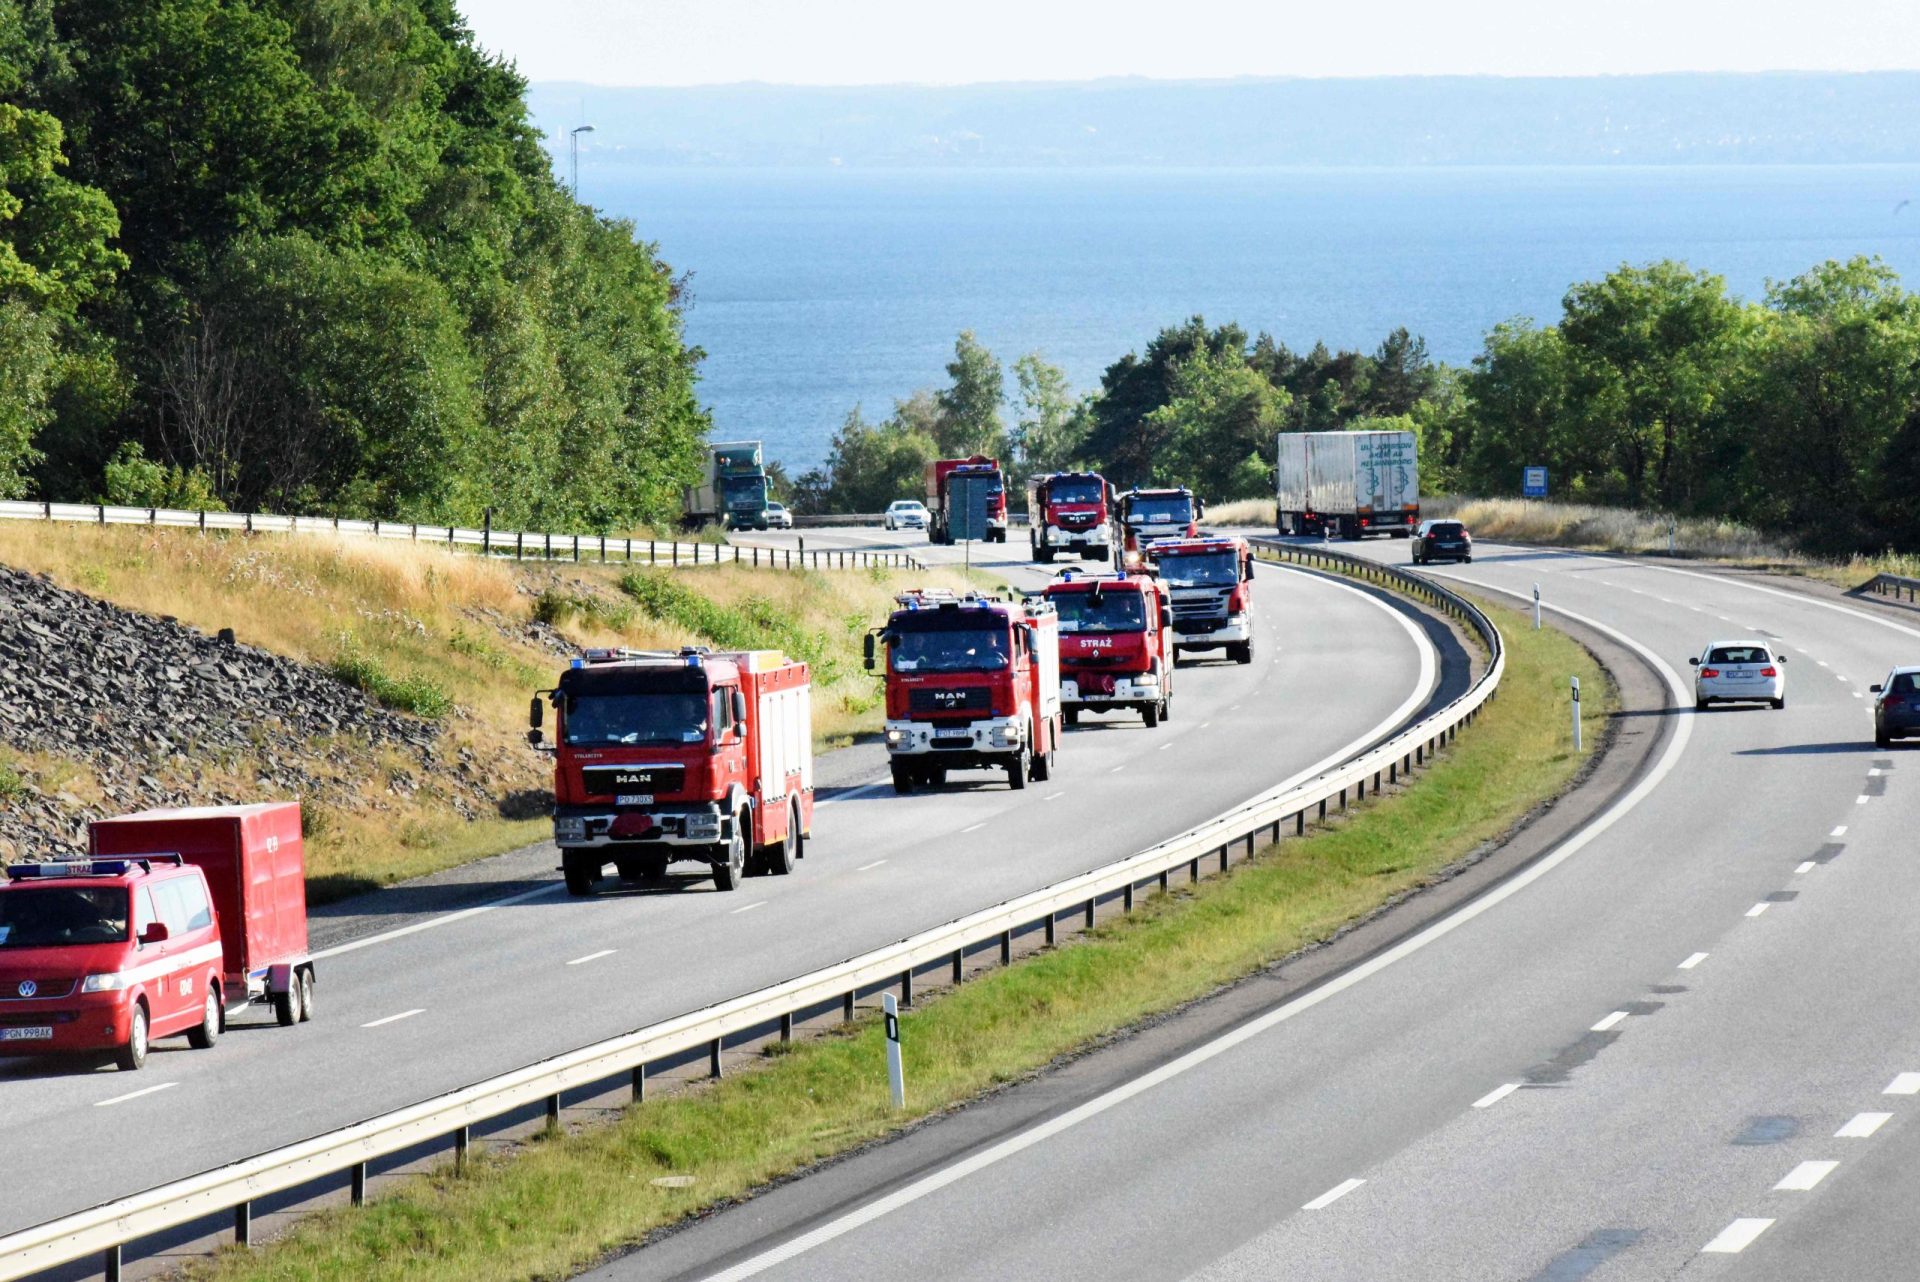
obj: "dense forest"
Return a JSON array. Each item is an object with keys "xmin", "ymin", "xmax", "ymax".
[
  {"xmin": 802, "ymin": 256, "xmax": 1920, "ymax": 555},
  {"xmin": 0, "ymin": 0, "xmax": 707, "ymax": 529}
]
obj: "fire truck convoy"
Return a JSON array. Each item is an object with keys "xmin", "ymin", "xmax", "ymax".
[
  {"xmin": 532, "ymin": 648, "xmax": 814, "ymax": 895},
  {"xmin": 1149, "ymin": 536, "xmax": 1258, "ymax": 664},
  {"xmin": 0, "ymin": 802, "xmax": 314, "ymax": 1071},
  {"xmin": 1026, "ymin": 471, "xmax": 1114, "ymax": 563},
  {"xmin": 866, "ymin": 590, "xmax": 1063, "ymax": 793},
  {"xmin": 1044, "ymin": 570, "xmax": 1173, "ymax": 727},
  {"xmin": 1116, "ymin": 486, "xmax": 1203, "ymax": 555},
  {"xmin": 925, "ymin": 455, "xmax": 1009, "ymax": 545}
]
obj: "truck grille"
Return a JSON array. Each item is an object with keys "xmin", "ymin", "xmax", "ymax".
[
  {"xmin": 581, "ymin": 765, "xmax": 686, "ymax": 796},
  {"xmin": 909, "ymin": 687, "xmax": 989, "ymax": 714},
  {"xmin": 1054, "ymin": 512, "xmax": 1099, "ymax": 530},
  {"xmin": 1172, "ymin": 589, "xmax": 1231, "ymax": 621}
]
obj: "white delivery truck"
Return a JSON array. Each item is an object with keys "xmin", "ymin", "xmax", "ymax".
[{"xmin": 1275, "ymin": 430, "xmax": 1419, "ymax": 539}]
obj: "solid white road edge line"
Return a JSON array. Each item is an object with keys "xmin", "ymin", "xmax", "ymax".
[
  {"xmin": 1703, "ymin": 1218, "xmax": 1775, "ymax": 1254},
  {"xmin": 95, "ymin": 1082, "xmax": 177, "ymax": 1108},
  {"xmin": 566, "ymin": 949, "xmax": 616, "ymax": 966},
  {"xmin": 1302, "ymin": 1178, "xmax": 1365, "ymax": 1210},
  {"xmin": 1775, "ymin": 1160, "xmax": 1839, "ymax": 1191},
  {"xmin": 1472, "ymin": 1083, "xmax": 1522, "ymax": 1109},
  {"xmin": 361, "ymin": 1009, "xmax": 425, "ymax": 1029},
  {"xmin": 693, "ymin": 587, "xmax": 1691, "ymax": 1282},
  {"xmin": 1836, "ymin": 1112, "xmax": 1891, "ymax": 1138}
]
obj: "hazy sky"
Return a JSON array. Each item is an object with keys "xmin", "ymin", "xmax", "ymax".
[{"xmin": 458, "ymin": 0, "xmax": 1920, "ymax": 87}]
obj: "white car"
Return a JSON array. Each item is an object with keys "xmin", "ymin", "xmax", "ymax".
[
  {"xmin": 1690, "ymin": 639, "xmax": 1786, "ymax": 710},
  {"xmin": 884, "ymin": 500, "xmax": 929, "ymax": 532},
  {"xmin": 765, "ymin": 501, "xmax": 794, "ymax": 529}
]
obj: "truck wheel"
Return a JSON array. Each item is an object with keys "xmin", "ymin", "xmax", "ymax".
[
  {"xmin": 1230, "ymin": 640, "xmax": 1253, "ymax": 665},
  {"xmin": 891, "ymin": 762, "xmax": 914, "ymax": 795},
  {"xmin": 562, "ymin": 852, "xmax": 600, "ymax": 898},
  {"xmin": 1064, "ymin": 707, "xmax": 1079, "ymax": 728},
  {"xmin": 1159, "ymin": 696, "xmax": 1171, "ymax": 723},
  {"xmin": 1007, "ymin": 744, "xmax": 1029, "ymax": 790},
  {"xmin": 640, "ymin": 853, "xmax": 669, "ymax": 881},
  {"xmin": 1036, "ymin": 543, "xmax": 1054, "ymax": 563},
  {"xmin": 1031, "ymin": 734, "xmax": 1054, "ymax": 781},
  {"xmin": 116, "ymin": 1003, "xmax": 149, "ymax": 1071},
  {"xmin": 298, "ymin": 968, "xmax": 315, "ymax": 1022},
  {"xmin": 273, "ymin": 972, "xmax": 304, "ymax": 1027},
  {"xmin": 1143, "ymin": 702, "xmax": 1160, "ymax": 728},
  {"xmin": 188, "ymin": 988, "xmax": 221, "ymax": 1049},
  {"xmin": 713, "ymin": 819, "xmax": 748, "ymax": 891},
  {"xmin": 764, "ymin": 809, "xmax": 799, "ymax": 876},
  {"xmin": 1091, "ymin": 546, "xmax": 1111, "ymax": 562}
]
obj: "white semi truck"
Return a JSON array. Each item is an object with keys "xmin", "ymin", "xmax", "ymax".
[{"xmin": 1275, "ymin": 429, "xmax": 1419, "ymax": 539}]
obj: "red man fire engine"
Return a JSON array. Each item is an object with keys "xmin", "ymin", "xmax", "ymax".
[
  {"xmin": 1147, "ymin": 535, "xmax": 1257, "ymax": 664},
  {"xmin": 1026, "ymin": 471, "xmax": 1114, "ymax": 563},
  {"xmin": 866, "ymin": 590, "xmax": 1062, "ymax": 793},
  {"xmin": 532, "ymin": 647, "xmax": 814, "ymax": 895},
  {"xmin": 1043, "ymin": 568, "xmax": 1173, "ymax": 727}
]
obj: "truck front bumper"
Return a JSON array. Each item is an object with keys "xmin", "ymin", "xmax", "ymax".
[
  {"xmin": 1045, "ymin": 525, "xmax": 1110, "ymax": 548},
  {"xmin": 552, "ymin": 803, "xmax": 729, "ymax": 849},
  {"xmin": 1061, "ymin": 674, "xmax": 1161, "ymax": 706},
  {"xmin": 1174, "ymin": 615, "xmax": 1251, "ymax": 649},
  {"xmin": 885, "ymin": 715, "xmax": 1023, "ymax": 758}
]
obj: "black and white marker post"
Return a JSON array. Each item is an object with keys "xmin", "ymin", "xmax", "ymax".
[
  {"xmin": 1571, "ymin": 675, "xmax": 1583, "ymax": 752},
  {"xmin": 883, "ymin": 992, "xmax": 905, "ymax": 1109},
  {"xmin": 1533, "ymin": 582, "xmax": 1542, "ymax": 630}
]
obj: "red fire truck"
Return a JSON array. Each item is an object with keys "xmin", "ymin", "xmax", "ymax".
[
  {"xmin": 1116, "ymin": 486, "xmax": 1203, "ymax": 554},
  {"xmin": 925, "ymin": 455, "xmax": 1009, "ymax": 545},
  {"xmin": 1148, "ymin": 536, "xmax": 1257, "ymax": 664},
  {"xmin": 1026, "ymin": 471, "xmax": 1114, "ymax": 563},
  {"xmin": 532, "ymin": 648, "xmax": 814, "ymax": 895},
  {"xmin": 866, "ymin": 590, "xmax": 1062, "ymax": 793},
  {"xmin": 1044, "ymin": 569, "xmax": 1173, "ymax": 727}
]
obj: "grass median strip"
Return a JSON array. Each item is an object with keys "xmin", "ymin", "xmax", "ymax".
[{"xmin": 187, "ymin": 596, "xmax": 1610, "ymax": 1282}]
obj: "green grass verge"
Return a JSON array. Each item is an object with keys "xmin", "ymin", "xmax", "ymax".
[{"xmin": 187, "ymin": 596, "xmax": 1611, "ymax": 1282}]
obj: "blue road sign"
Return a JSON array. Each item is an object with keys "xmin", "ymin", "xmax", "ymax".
[{"xmin": 1523, "ymin": 466, "xmax": 1548, "ymax": 498}]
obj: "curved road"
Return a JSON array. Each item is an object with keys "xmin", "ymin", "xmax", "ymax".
[
  {"xmin": 612, "ymin": 538, "xmax": 1920, "ymax": 1282},
  {"xmin": 0, "ymin": 529, "xmax": 1448, "ymax": 1243}
]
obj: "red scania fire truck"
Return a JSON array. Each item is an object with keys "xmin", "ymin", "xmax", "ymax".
[
  {"xmin": 1115, "ymin": 486, "xmax": 1203, "ymax": 555},
  {"xmin": 1043, "ymin": 569, "xmax": 1173, "ymax": 728},
  {"xmin": 531, "ymin": 648, "xmax": 814, "ymax": 895},
  {"xmin": 866, "ymin": 590, "xmax": 1062, "ymax": 793},
  {"xmin": 1026, "ymin": 471, "xmax": 1113, "ymax": 563},
  {"xmin": 1148, "ymin": 536, "xmax": 1257, "ymax": 664}
]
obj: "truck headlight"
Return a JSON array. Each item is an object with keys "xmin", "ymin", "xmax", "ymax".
[
  {"xmin": 886, "ymin": 727, "xmax": 905, "ymax": 745},
  {"xmin": 82, "ymin": 973, "xmax": 129, "ymax": 993},
  {"xmin": 989, "ymin": 723, "xmax": 1022, "ymax": 748},
  {"xmin": 554, "ymin": 817, "xmax": 586, "ymax": 840}
]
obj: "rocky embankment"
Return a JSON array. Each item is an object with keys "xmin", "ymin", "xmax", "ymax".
[{"xmin": 0, "ymin": 565, "xmax": 458, "ymax": 857}]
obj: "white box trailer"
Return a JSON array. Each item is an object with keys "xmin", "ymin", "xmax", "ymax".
[{"xmin": 1275, "ymin": 430, "xmax": 1420, "ymax": 539}]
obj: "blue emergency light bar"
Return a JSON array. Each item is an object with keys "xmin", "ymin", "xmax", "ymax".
[{"xmin": 5, "ymin": 855, "xmax": 183, "ymax": 881}]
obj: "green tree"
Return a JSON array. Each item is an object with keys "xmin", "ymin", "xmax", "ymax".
[
  {"xmin": 819, "ymin": 406, "xmax": 937, "ymax": 514},
  {"xmin": 98, "ymin": 441, "xmax": 224, "ymax": 510},
  {"xmin": 1458, "ymin": 319, "xmax": 1576, "ymax": 497},
  {"xmin": 935, "ymin": 330, "xmax": 1005, "ymax": 457},
  {"xmin": 1009, "ymin": 352, "xmax": 1084, "ymax": 486},
  {"xmin": 1084, "ymin": 316, "xmax": 1247, "ymax": 485},
  {"xmin": 1141, "ymin": 348, "xmax": 1289, "ymax": 500},
  {"xmin": 0, "ymin": 300, "xmax": 56, "ymax": 495}
]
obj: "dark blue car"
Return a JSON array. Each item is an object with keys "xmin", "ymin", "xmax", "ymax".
[{"xmin": 1873, "ymin": 668, "xmax": 1920, "ymax": 747}]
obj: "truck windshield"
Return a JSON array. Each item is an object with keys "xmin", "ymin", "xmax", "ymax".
[
  {"xmin": 1128, "ymin": 496, "xmax": 1191, "ymax": 525},
  {"xmin": 720, "ymin": 476, "xmax": 766, "ymax": 505},
  {"xmin": 892, "ymin": 629, "xmax": 1009, "ymax": 673},
  {"xmin": 1158, "ymin": 552, "xmax": 1240, "ymax": 586},
  {"xmin": 1053, "ymin": 591, "xmax": 1146, "ymax": 633},
  {"xmin": 1048, "ymin": 479, "xmax": 1103, "ymax": 505},
  {"xmin": 0, "ymin": 887, "xmax": 130, "ymax": 948},
  {"xmin": 564, "ymin": 693, "xmax": 709, "ymax": 746}
]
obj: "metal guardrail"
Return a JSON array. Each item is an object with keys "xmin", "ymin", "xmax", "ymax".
[
  {"xmin": 1860, "ymin": 572, "xmax": 1920, "ymax": 605},
  {"xmin": 0, "ymin": 501, "xmax": 921, "ymax": 572},
  {"xmin": 0, "ymin": 542, "xmax": 1501, "ymax": 1282}
]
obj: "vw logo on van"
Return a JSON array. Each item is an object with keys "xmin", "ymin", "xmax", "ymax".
[{"xmin": 15, "ymin": 980, "xmax": 36, "ymax": 998}]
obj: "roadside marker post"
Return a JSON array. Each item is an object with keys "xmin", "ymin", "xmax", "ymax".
[
  {"xmin": 883, "ymin": 993, "xmax": 906, "ymax": 1109},
  {"xmin": 1571, "ymin": 676, "xmax": 1583, "ymax": 752},
  {"xmin": 1533, "ymin": 583, "xmax": 1542, "ymax": 631}
]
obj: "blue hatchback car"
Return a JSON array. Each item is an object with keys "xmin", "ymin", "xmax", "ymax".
[{"xmin": 1872, "ymin": 667, "xmax": 1920, "ymax": 747}]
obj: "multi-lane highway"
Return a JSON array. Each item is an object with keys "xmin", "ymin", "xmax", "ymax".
[
  {"xmin": 608, "ymin": 535, "xmax": 1920, "ymax": 1282},
  {"xmin": 0, "ymin": 530, "xmax": 1451, "ymax": 1241}
]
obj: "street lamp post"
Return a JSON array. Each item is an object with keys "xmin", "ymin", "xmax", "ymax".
[{"xmin": 569, "ymin": 124, "xmax": 595, "ymax": 198}]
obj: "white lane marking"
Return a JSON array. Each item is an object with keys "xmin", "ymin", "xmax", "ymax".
[
  {"xmin": 1857, "ymin": 795, "xmax": 1870, "ymax": 805},
  {"xmin": 817, "ymin": 781, "xmax": 893, "ymax": 809},
  {"xmin": 1837, "ymin": 1112, "xmax": 1892, "ymax": 1138},
  {"xmin": 1157, "ymin": 742, "xmax": 1173, "ymax": 751},
  {"xmin": 1200, "ymin": 722, "xmax": 1212, "ymax": 729},
  {"xmin": 362, "ymin": 1009, "xmax": 425, "ymax": 1028},
  {"xmin": 1832, "ymin": 826, "xmax": 1848, "ymax": 837},
  {"xmin": 1870, "ymin": 768, "xmax": 1884, "ymax": 776},
  {"xmin": 1679, "ymin": 952, "xmax": 1710, "ymax": 970},
  {"xmin": 1884, "ymin": 1073, "xmax": 1920, "ymax": 1095},
  {"xmin": 566, "ymin": 949, "xmax": 615, "ymax": 966},
  {"xmin": 960, "ymin": 823, "xmax": 986, "ymax": 834},
  {"xmin": 1703, "ymin": 1219, "xmax": 1775, "ymax": 1254},
  {"xmin": 730, "ymin": 901, "xmax": 766, "ymax": 914},
  {"xmin": 95, "ymin": 1082, "xmax": 177, "ymax": 1107},
  {"xmin": 1591, "ymin": 1010, "xmax": 1630, "ymax": 1032},
  {"xmin": 1109, "ymin": 765, "xmax": 1125, "ymax": 773},
  {"xmin": 313, "ymin": 882, "xmax": 566, "ymax": 962},
  {"xmin": 1746, "ymin": 903, "xmax": 1772, "ymax": 917},
  {"xmin": 1837, "ymin": 674, "xmax": 1850, "ymax": 682},
  {"xmin": 1775, "ymin": 1160, "xmax": 1839, "ymax": 1191},
  {"xmin": 1472, "ymin": 1083, "xmax": 1522, "ymax": 1109},
  {"xmin": 1647, "ymin": 564, "xmax": 1920, "ymax": 645},
  {"xmin": 1796, "ymin": 861, "xmax": 1816, "ymax": 875},
  {"xmin": 1302, "ymin": 1178, "xmax": 1366, "ymax": 1210},
  {"xmin": 1854, "ymin": 691, "xmax": 1864, "ymax": 698},
  {"xmin": 856, "ymin": 860, "xmax": 888, "ymax": 871},
  {"xmin": 1818, "ymin": 660, "xmax": 1831, "ymax": 668}
]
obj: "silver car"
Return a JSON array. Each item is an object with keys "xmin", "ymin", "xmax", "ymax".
[
  {"xmin": 885, "ymin": 500, "xmax": 929, "ymax": 531},
  {"xmin": 1690, "ymin": 639, "xmax": 1786, "ymax": 710}
]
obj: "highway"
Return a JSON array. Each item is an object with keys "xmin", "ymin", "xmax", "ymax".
[
  {"xmin": 604, "ymin": 538, "xmax": 1920, "ymax": 1282},
  {"xmin": 0, "ymin": 529, "xmax": 1451, "ymax": 1242}
]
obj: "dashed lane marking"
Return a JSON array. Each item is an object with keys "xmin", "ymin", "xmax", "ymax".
[
  {"xmin": 729, "ymin": 902, "xmax": 766, "ymax": 915},
  {"xmin": 1746, "ymin": 903, "xmax": 1772, "ymax": 917},
  {"xmin": 1796, "ymin": 861, "xmax": 1816, "ymax": 875},
  {"xmin": 960, "ymin": 823, "xmax": 986, "ymax": 834},
  {"xmin": 856, "ymin": 859, "xmax": 887, "ymax": 871},
  {"xmin": 1472, "ymin": 1083, "xmax": 1522, "ymax": 1109},
  {"xmin": 1776, "ymin": 1161, "xmax": 1839, "ymax": 1191},
  {"xmin": 1837, "ymin": 1112, "xmax": 1892, "ymax": 1138},
  {"xmin": 1302, "ymin": 1178, "xmax": 1365, "ymax": 1210},
  {"xmin": 1702, "ymin": 1219, "xmax": 1775, "ymax": 1254},
  {"xmin": 1045, "ymin": 791, "xmax": 1066, "ymax": 801},
  {"xmin": 1832, "ymin": 826, "xmax": 1848, "ymax": 837},
  {"xmin": 362, "ymin": 1009, "xmax": 425, "ymax": 1028},
  {"xmin": 566, "ymin": 949, "xmax": 615, "ymax": 966},
  {"xmin": 1884, "ymin": 1073, "xmax": 1920, "ymax": 1095},
  {"xmin": 96, "ymin": 1082, "xmax": 177, "ymax": 1107},
  {"xmin": 1679, "ymin": 952, "xmax": 1709, "ymax": 969},
  {"xmin": 1591, "ymin": 1011, "xmax": 1630, "ymax": 1032}
]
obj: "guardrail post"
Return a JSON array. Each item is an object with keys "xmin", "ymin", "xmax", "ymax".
[
  {"xmin": 544, "ymin": 532, "xmax": 552, "ymax": 560},
  {"xmin": 199, "ymin": 508, "xmax": 207, "ymax": 532},
  {"xmin": 1190, "ymin": 857, "xmax": 1200, "ymax": 883},
  {"xmin": 780, "ymin": 1012, "xmax": 794, "ymax": 1042},
  {"xmin": 951, "ymin": 949, "xmax": 964, "ymax": 984},
  {"xmin": 1123, "ymin": 883, "xmax": 1134, "ymax": 912},
  {"xmin": 1000, "ymin": 929, "xmax": 1012, "ymax": 964},
  {"xmin": 546, "ymin": 1093, "xmax": 561, "ymax": 1128},
  {"xmin": 351, "ymin": 1161, "xmax": 367, "ymax": 1206},
  {"xmin": 572, "ymin": 534, "xmax": 580, "ymax": 562},
  {"xmin": 1084, "ymin": 897, "xmax": 1096, "ymax": 929},
  {"xmin": 1159, "ymin": 868, "xmax": 1169, "ymax": 892},
  {"xmin": 234, "ymin": 1201, "xmax": 250, "ymax": 1247},
  {"xmin": 97, "ymin": 503, "xmax": 105, "ymax": 524},
  {"xmin": 104, "ymin": 1245, "xmax": 121, "ymax": 1281},
  {"xmin": 599, "ymin": 534, "xmax": 607, "ymax": 562},
  {"xmin": 1219, "ymin": 845, "xmax": 1229, "ymax": 872},
  {"xmin": 454, "ymin": 1125, "xmax": 470, "ymax": 1171},
  {"xmin": 1389, "ymin": 761, "xmax": 1398, "ymax": 784},
  {"xmin": 900, "ymin": 968, "xmax": 913, "ymax": 1006},
  {"xmin": 1045, "ymin": 912, "xmax": 1057, "ymax": 947},
  {"xmin": 1318, "ymin": 798, "xmax": 1328, "ymax": 820},
  {"xmin": 1340, "ymin": 786, "xmax": 1348, "ymax": 811},
  {"xmin": 626, "ymin": 537, "xmax": 633, "ymax": 562},
  {"xmin": 844, "ymin": 991, "xmax": 856, "ymax": 1022},
  {"xmin": 632, "ymin": 1064, "xmax": 646, "ymax": 1102},
  {"xmin": 673, "ymin": 541, "xmax": 680, "ymax": 566},
  {"xmin": 709, "ymin": 1037, "xmax": 723, "ymax": 1078}
]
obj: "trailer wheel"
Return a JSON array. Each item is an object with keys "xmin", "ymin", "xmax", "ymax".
[
  {"xmin": 562, "ymin": 852, "xmax": 600, "ymax": 898},
  {"xmin": 188, "ymin": 987, "xmax": 221, "ymax": 1049},
  {"xmin": 891, "ymin": 762, "xmax": 914, "ymax": 794},
  {"xmin": 297, "ymin": 968, "xmax": 315, "ymax": 1022},
  {"xmin": 273, "ymin": 971, "xmax": 304, "ymax": 1027},
  {"xmin": 116, "ymin": 1002, "xmax": 149, "ymax": 1072},
  {"xmin": 713, "ymin": 818, "xmax": 748, "ymax": 891}
]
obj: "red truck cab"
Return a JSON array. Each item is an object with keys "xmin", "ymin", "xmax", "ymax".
[
  {"xmin": 1149, "ymin": 536, "xmax": 1257, "ymax": 664},
  {"xmin": 925, "ymin": 455, "xmax": 1009, "ymax": 545},
  {"xmin": 535, "ymin": 647, "xmax": 814, "ymax": 895},
  {"xmin": 1117, "ymin": 486, "xmax": 1202, "ymax": 554},
  {"xmin": 1026, "ymin": 471, "xmax": 1113, "ymax": 563},
  {"xmin": 2, "ymin": 802, "xmax": 314, "ymax": 1072},
  {"xmin": 1044, "ymin": 570, "xmax": 1173, "ymax": 728},
  {"xmin": 868, "ymin": 590, "xmax": 1062, "ymax": 793}
]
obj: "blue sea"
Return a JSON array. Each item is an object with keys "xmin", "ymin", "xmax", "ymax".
[{"xmin": 584, "ymin": 165, "xmax": 1920, "ymax": 470}]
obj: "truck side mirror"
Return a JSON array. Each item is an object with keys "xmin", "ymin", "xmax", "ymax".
[
  {"xmin": 863, "ymin": 633, "xmax": 876, "ymax": 670},
  {"xmin": 1196, "ymin": 498, "xmax": 1207, "ymax": 518},
  {"xmin": 1871, "ymin": 683, "xmax": 1884, "ymax": 693},
  {"xmin": 528, "ymin": 695, "xmax": 544, "ymax": 729},
  {"xmin": 139, "ymin": 921, "xmax": 170, "ymax": 946},
  {"xmin": 526, "ymin": 728, "xmax": 544, "ymax": 746},
  {"xmin": 732, "ymin": 689, "xmax": 749, "ymax": 723}
]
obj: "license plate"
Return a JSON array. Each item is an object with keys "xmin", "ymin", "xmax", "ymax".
[
  {"xmin": 1, "ymin": 1027, "xmax": 52, "ymax": 1041},
  {"xmin": 616, "ymin": 794, "xmax": 653, "ymax": 805}
]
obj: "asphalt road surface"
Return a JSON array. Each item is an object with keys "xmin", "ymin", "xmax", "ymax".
[
  {"xmin": 0, "ymin": 528, "xmax": 1447, "ymax": 1240},
  {"xmin": 606, "ymin": 538, "xmax": 1920, "ymax": 1282}
]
